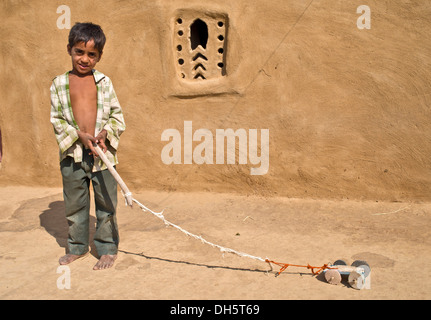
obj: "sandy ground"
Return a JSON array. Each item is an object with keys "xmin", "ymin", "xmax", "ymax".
[{"xmin": 0, "ymin": 185, "xmax": 430, "ymax": 300}]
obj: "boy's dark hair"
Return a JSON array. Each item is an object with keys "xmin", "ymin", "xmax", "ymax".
[{"xmin": 68, "ymin": 22, "xmax": 106, "ymax": 53}]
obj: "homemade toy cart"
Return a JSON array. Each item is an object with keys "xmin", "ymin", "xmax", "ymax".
[{"xmin": 324, "ymin": 259, "xmax": 371, "ymax": 289}]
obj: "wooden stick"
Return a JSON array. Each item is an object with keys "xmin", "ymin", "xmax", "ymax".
[{"xmin": 93, "ymin": 145, "xmax": 133, "ymax": 207}]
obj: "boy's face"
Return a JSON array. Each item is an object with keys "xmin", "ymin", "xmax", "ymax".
[{"xmin": 67, "ymin": 40, "xmax": 102, "ymax": 75}]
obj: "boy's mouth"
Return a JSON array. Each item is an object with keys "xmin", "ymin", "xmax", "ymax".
[{"xmin": 78, "ymin": 64, "xmax": 90, "ymax": 70}]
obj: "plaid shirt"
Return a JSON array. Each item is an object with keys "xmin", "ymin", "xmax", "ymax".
[{"xmin": 50, "ymin": 69, "xmax": 126, "ymax": 171}]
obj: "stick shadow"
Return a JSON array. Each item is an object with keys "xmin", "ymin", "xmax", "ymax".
[
  {"xmin": 118, "ymin": 249, "xmax": 317, "ymax": 277},
  {"xmin": 119, "ymin": 249, "xmax": 270, "ymax": 274}
]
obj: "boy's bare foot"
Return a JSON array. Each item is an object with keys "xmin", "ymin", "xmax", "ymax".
[
  {"xmin": 93, "ymin": 255, "xmax": 117, "ymax": 270},
  {"xmin": 59, "ymin": 253, "xmax": 87, "ymax": 265}
]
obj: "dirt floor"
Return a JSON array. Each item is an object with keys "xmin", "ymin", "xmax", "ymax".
[{"xmin": 0, "ymin": 185, "xmax": 430, "ymax": 300}]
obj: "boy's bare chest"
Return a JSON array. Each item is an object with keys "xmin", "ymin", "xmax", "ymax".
[
  {"xmin": 69, "ymin": 75, "xmax": 98, "ymax": 132},
  {"xmin": 69, "ymin": 76, "xmax": 97, "ymax": 105}
]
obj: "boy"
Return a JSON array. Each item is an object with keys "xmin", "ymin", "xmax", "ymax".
[{"xmin": 50, "ymin": 22, "xmax": 126, "ymax": 270}]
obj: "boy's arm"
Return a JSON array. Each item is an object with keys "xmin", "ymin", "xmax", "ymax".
[
  {"xmin": 100, "ymin": 80, "xmax": 126, "ymax": 150},
  {"xmin": 50, "ymin": 82, "xmax": 79, "ymax": 153}
]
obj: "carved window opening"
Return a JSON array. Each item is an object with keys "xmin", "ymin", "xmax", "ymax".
[
  {"xmin": 190, "ymin": 19, "xmax": 208, "ymax": 50},
  {"xmin": 174, "ymin": 10, "xmax": 227, "ymax": 81}
]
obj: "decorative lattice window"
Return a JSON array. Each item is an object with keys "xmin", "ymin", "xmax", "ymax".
[{"xmin": 174, "ymin": 10, "xmax": 227, "ymax": 81}]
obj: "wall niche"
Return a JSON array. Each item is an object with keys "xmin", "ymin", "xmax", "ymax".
[{"xmin": 173, "ymin": 10, "xmax": 228, "ymax": 81}]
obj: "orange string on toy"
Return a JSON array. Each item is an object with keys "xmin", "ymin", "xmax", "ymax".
[{"xmin": 265, "ymin": 259, "xmax": 336, "ymax": 277}]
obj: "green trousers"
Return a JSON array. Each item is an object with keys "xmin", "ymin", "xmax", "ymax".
[{"xmin": 60, "ymin": 151, "xmax": 119, "ymax": 256}]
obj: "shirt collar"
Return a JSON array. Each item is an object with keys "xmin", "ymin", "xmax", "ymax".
[
  {"xmin": 92, "ymin": 69, "xmax": 106, "ymax": 84},
  {"xmin": 64, "ymin": 69, "xmax": 105, "ymax": 84}
]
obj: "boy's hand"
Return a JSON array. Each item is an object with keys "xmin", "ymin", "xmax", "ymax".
[
  {"xmin": 77, "ymin": 131, "xmax": 98, "ymax": 156},
  {"xmin": 95, "ymin": 129, "xmax": 108, "ymax": 153}
]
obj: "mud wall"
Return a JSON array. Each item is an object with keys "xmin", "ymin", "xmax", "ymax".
[{"xmin": 0, "ymin": 0, "xmax": 430, "ymax": 201}]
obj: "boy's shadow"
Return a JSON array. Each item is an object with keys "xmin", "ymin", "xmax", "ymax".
[{"xmin": 39, "ymin": 201, "xmax": 98, "ymax": 258}]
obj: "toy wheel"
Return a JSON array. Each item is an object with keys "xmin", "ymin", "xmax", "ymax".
[
  {"xmin": 333, "ymin": 259, "xmax": 347, "ymax": 266},
  {"xmin": 348, "ymin": 271, "xmax": 365, "ymax": 290},
  {"xmin": 351, "ymin": 260, "xmax": 370, "ymax": 268},
  {"xmin": 324, "ymin": 269, "xmax": 341, "ymax": 285},
  {"xmin": 351, "ymin": 260, "xmax": 371, "ymax": 278}
]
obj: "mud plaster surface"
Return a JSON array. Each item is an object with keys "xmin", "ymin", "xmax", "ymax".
[
  {"xmin": 0, "ymin": 186, "xmax": 430, "ymax": 299},
  {"xmin": 1, "ymin": 0, "xmax": 431, "ymax": 202}
]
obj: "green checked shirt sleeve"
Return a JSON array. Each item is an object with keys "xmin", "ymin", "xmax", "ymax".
[
  {"xmin": 93, "ymin": 71, "xmax": 126, "ymax": 171},
  {"xmin": 98, "ymin": 74, "xmax": 125, "ymax": 151},
  {"xmin": 50, "ymin": 73, "xmax": 79, "ymax": 154},
  {"xmin": 50, "ymin": 70, "xmax": 126, "ymax": 171}
]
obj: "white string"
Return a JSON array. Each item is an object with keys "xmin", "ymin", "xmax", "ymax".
[
  {"xmin": 95, "ymin": 144, "xmax": 271, "ymax": 268},
  {"xmin": 130, "ymin": 197, "xmax": 267, "ymax": 263}
]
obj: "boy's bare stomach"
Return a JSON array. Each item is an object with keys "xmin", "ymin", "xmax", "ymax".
[{"xmin": 70, "ymin": 94, "xmax": 97, "ymax": 136}]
